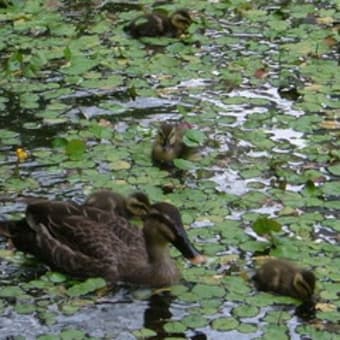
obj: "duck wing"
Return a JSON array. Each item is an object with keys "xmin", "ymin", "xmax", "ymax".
[{"xmin": 24, "ymin": 200, "xmax": 145, "ymax": 281}]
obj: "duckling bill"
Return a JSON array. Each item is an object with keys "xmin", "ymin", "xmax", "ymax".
[
  {"xmin": 0, "ymin": 199, "xmax": 205, "ymax": 287},
  {"xmin": 124, "ymin": 9, "xmax": 193, "ymax": 38},
  {"xmin": 253, "ymin": 259, "xmax": 316, "ymax": 301}
]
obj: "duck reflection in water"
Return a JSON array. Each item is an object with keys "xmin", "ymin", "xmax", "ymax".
[{"xmin": 144, "ymin": 292, "xmax": 207, "ymax": 339}]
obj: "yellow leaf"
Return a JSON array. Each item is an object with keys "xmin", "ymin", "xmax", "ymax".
[
  {"xmin": 110, "ymin": 160, "xmax": 131, "ymax": 170},
  {"xmin": 316, "ymin": 17, "xmax": 334, "ymax": 25},
  {"xmin": 316, "ymin": 302, "xmax": 336, "ymax": 312},
  {"xmin": 319, "ymin": 120, "xmax": 340, "ymax": 129},
  {"xmin": 16, "ymin": 148, "xmax": 29, "ymax": 162}
]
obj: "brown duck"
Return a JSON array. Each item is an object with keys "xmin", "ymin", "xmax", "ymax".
[
  {"xmin": 0, "ymin": 199, "xmax": 205, "ymax": 287},
  {"xmin": 152, "ymin": 122, "xmax": 192, "ymax": 167},
  {"xmin": 253, "ymin": 259, "xmax": 316, "ymax": 301},
  {"xmin": 125, "ymin": 9, "xmax": 193, "ymax": 38}
]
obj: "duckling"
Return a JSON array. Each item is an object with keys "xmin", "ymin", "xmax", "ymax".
[
  {"xmin": 253, "ymin": 259, "xmax": 316, "ymax": 301},
  {"xmin": 85, "ymin": 190, "xmax": 150, "ymax": 219},
  {"xmin": 151, "ymin": 122, "xmax": 191, "ymax": 167},
  {"xmin": 124, "ymin": 9, "xmax": 193, "ymax": 38},
  {"xmin": 0, "ymin": 199, "xmax": 205, "ymax": 287}
]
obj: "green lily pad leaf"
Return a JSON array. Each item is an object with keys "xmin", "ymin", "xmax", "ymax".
[
  {"xmin": 66, "ymin": 277, "xmax": 106, "ymax": 297},
  {"xmin": 65, "ymin": 139, "xmax": 86, "ymax": 160},
  {"xmin": 133, "ymin": 328, "xmax": 157, "ymax": 338},
  {"xmin": 163, "ymin": 321, "xmax": 186, "ymax": 333},
  {"xmin": 327, "ymin": 163, "xmax": 340, "ymax": 176},
  {"xmin": 212, "ymin": 317, "xmax": 239, "ymax": 331},
  {"xmin": 60, "ymin": 328, "xmax": 86, "ymax": 340},
  {"xmin": 46, "ymin": 272, "xmax": 67, "ymax": 283},
  {"xmin": 173, "ymin": 158, "xmax": 195, "ymax": 170},
  {"xmin": 238, "ymin": 323, "xmax": 258, "ymax": 334},
  {"xmin": 191, "ymin": 283, "xmax": 225, "ymax": 299},
  {"xmin": 252, "ymin": 217, "xmax": 282, "ymax": 235},
  {"xmin": 15, "ymin": 303, "xmax": 36, "ymax": 314},
  {"xmin": 233, "ymin": 304, "xmax": 259, "ymax": 318},
  {"xmin": 61, "ymin": 303, "xmax": 80, "ymax": 315},
  {"xmin": 265, "ymin": 310, "xmax": 291, "ymax": 323},
  {"xmin": 321, "ymin": 182, "xmax": 340, "ymax": 196},
  {"xmin": 52, "ymin": 137, "xmax": 68, "ymax": 148},
  {"xmin": 37, "ymin": 310, "xmax": 57, "ymax": 326},
  {"xmin": 0, "ymin": 286, "xmax": 25, "ymax": 297},
  {"xmin": 62, "ymin": 55, "xmax": 98, "ymax": 75},
  {"xmin": 261, "ymin": 324, "xmax": 289, "ymax": 340},
  {"xmin": 182, "ymin": 313, "xmax": 208, "ymax": 328},
  {"xmin": 37, "ymin": 335, "xmax": 60, "ymax": 340},
  {"xmin": 183, "ymin": 129, "xmax": 206, "ymax": 147}
]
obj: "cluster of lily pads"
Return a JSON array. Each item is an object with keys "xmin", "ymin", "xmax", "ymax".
[{"xmin": 0, "ymin": 0, "xmax": 339, "ymax": 339}]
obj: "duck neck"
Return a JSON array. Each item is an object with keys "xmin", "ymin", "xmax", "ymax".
[
  {"xmin": 135, "ymin": 228, "xmax": 180, "ymax": 286},
  {"xmin": 145, "ymin": 238, "xmax": 171, "ymax": 264}
]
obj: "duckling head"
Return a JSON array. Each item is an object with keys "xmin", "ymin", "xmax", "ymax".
[
  {"xmin": 152, "ymin": 123, "xmax": 185, "ymax": 164},
  {"xmin": 170, "ymin": 9, "xmax": 193, "ymax": 34},
  {"xmin": 85, "ymin": 190, "xmax": 150, "ymax": 219},
  {"xmin": 125, "ymin": 192, "xmax": 151, "ymax": 218},
  {"xmin": 145, "ymin": 202, "xmax": 205, "ymax": 264},
  {"xmin": 85, "ymin": 190, "xmax": 125, "ymax": 214},
  {"xmin": 293, "ymin": 270, "xmax": 316, "ymax": 300}
]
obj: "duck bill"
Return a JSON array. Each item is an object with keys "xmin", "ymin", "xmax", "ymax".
[{"xmin": 172, "ymin": 233, "xmax": 205, "ymax": 264}]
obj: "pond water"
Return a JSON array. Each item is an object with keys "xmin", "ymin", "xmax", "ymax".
[{"xmin": 0, "ymin": 1, "xmax": 339, "ymax": 339}]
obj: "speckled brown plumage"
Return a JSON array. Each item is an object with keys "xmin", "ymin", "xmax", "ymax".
[{"xmin": 0, "ymin": 199, "xmax": 205, "ymax": 287}]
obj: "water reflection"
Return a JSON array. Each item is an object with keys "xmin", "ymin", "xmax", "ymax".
[
  {"xmin": 144, "ymin": 292, "xmax": 208, "ymax": 340},
  {"xmin": 144, "ymin": 292, "xmax": 174, "ymax": 338}
]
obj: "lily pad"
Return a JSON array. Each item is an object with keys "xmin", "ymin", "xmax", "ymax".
[{"xmin": 66, "ymin": 278, "xmax": 106, "ymax": 297}]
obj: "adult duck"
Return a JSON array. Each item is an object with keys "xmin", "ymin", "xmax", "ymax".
[{"xmin": 0, "ymin": 199, "xmax": 205, "ymax": 287}]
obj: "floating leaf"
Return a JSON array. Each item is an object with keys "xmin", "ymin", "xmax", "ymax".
[
  {"xmin": 133, "ymin": 328, "xmax": 157, "ymax": 338},
  {"xmin": 65, "ymin": 139, "xmax": 86, "ymax": 160},
  {"xmin": 252, "ymin": 217, "xmax": 282, "ymax": 235},
  {"xmin": 60, "ymin": 328, "xmax": 86, "ymax": 340},
  {"xmin": 173, "ymin": 158, "xmax": 195, "ymax": 170},
  {"xmin": 66, "ymin": 278, "xmax": 106, "ymax": 297},
  {"xmin": 212, "ymin": 317, "xmax": 239, "ymax": 331},
  {"xmin": 191, "ymin": 283, "xmax": 225, "ymax": 299},
  {"xmin": 46, "ymin": 272, "xmax": 67, "ymax": 283},
  {"xmin": 327, "ymin": 163, "xmax": 340, "ymax": 176},
  {"xmin": 0, "ymin": 286, "xmax": 25, "ymax": 297},
  {"xmin": 163, "ymin": 321, "xmax": 186, "ymax": 333},
  {"xmin": 15, "ymin": 303, "xmax": 36, "ymax": 314},
  {"xmin": 183, "ymin": 129, "xmax": 206, "ymax": 147}
]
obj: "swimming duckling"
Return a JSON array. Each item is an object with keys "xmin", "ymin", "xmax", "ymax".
[
  {"xmin": 253, "ymin": 259, "xmax": 316, "ymax": 301},
  {"xmin": 124, "ymin": 9, "xmax": 193, "ymax": 38},
  {"xmin": 85, "ymin": 190, "xmax": 150, "ymax": 219},
  {"xmin": 151, "ymin": 122, "xmax": 191, "ymax": 167}
]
